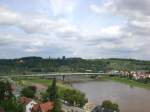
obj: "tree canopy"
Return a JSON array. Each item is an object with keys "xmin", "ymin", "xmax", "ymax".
[
  {"xmin": 102, "ymin": 100, "xmax": 119, "ymax": 112},
  {"xmin": 0, "ymin": 81, "xmax": 24, "ymax": 112},
  {"xmin": 21, "ymin": 86, "xmax": 37, "ymax": 98}
]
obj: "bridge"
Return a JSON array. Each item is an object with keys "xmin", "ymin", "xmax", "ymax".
[{"xmin": 0, "ymin": 72, "xmax": 121, "ymax": 81}]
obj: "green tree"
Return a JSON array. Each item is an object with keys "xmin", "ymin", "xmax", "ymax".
[
  {"xmin": 62, "ymin": 89, "xmax": 87, "ymax": 107},
  {"xmin": 0, "ymin": 81, "xmax": 13, "ymax": 101},
  {"xmin": 58, "ymin": 65, "xmax": 71, "ymax": 72},
  {"xmin": 21, "ymin": 86, "xmax": 36, "ymax": 98},
  {"xmin": 42, "ymin": 85, "xmax": 87, "ymax": 108},
  {"xmin": 0, "ymin": 81, "xmax": 24, "ymax": 112},
  {"xmin": 0, "ymin": 97, "xmax": 24, "ymax": 112},
  {"xmin": 102, "ymin": 100, "xmax": 119, "ymax": 112},
  {"xmin": 48, "ymin": 78, "xmax": 61, "ymax": 112}
]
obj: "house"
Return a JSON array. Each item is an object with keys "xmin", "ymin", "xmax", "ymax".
[
  {"xmin": 131, "ymin": 71, "xmax": 150, "ymax": 80},
  {"xmin": 19, "ymin": 97, "xmax": 37, "ymax": 112},
  {"xmin": 31, "ymin": 101, "xmax": 54, "ymax": 112}
]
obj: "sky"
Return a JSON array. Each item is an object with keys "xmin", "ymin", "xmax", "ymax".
[{"xmin": 0, "ymin": 0, "xmax": 150, "ymax": 60}]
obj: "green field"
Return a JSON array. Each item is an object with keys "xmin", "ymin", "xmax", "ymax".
[{"xmin": 14, "ymin": 77, "xmax": 72, "ymax": 90}]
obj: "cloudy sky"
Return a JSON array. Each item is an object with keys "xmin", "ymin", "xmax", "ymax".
[{"xmin": 0, "ymin": 0, "xmax": 150, "ymax": 59}]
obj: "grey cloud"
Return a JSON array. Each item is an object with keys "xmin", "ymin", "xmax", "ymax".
[{"xmin": 113, "ymin": 0, "xmax": 150, "ymax": 16}]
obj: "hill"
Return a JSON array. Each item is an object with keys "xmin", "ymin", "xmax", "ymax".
[{"xmin": 0, "ymin": 57, "xmax": 150, "ymax": 75}]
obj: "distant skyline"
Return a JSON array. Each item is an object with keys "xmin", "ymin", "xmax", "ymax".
[{"xmin": 0, "ymin": 0, "xmax": 150, "ymax": 60}]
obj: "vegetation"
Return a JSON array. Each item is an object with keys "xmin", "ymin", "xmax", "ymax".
[
  {"xmin": 0, "ymin": 81, "xmax": 13, "ymax": 100},
  {"xmin": 0, "ymin": 98, "xmax": 24, "ymax": 112},
  {"xmin": 61, "ymin": 88, "xmax": 88, "ymax": 107},
  {"xmin": 21, "ymin": 86, "xmax": 37, "ymax": 98},
  {"xmin": 101, "ymin": 76, "xmax": 150, "ymax": 89},
  {"xmin": 0, "ymin": 80, "xmax": 24, "ymax": 112},
  {"xmin": 1, "ymin": 56, "xmax": 150, "ymax": 75},
  {"xmin": 43, "ymin": 78, "xmax": 61, "ymax": 112},
  {"xmin": 42, "ymin": 85, "xmax": 87, "ymax": 108},
  {"xmin": 102, "ymin": 100, "xmax": 119, "ymax": 112},
  {"xmin": 35, "ymin": 78, "xmax": 88, "ymax": 108}
]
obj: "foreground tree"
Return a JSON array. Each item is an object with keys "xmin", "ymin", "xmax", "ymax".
[
  {"xmin": 0, "ymin": 97, "xmax": 24, "ymax": 112},
  {"xmin": 21, "ymin": 86, "xmax": 36, "ymax": 98},
  {"xmin": 0, "ymin": 80, "xmax": 24, "ymax": 112},
  {"xmin": 46, "ymin": 78, "xmax": 61, "ymax": 112},
  {"xmin": 0, "ymin": 81, "xmax": 13, "ymax": 100}
]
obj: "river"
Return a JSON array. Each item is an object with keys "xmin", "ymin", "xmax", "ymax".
[{"xmin": 73, "ymin": 81, "xmax": 150, "ymax": 112}]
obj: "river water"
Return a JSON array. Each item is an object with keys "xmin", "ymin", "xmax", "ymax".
[{"xmin": 73, "ymin": 81, "xmax": 150, "ymax": 112}]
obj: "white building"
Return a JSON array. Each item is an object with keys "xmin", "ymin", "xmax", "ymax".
[
  {"xmin": 20, "ymin": 97, "xmax": 37, "ymax": 112},
  {"xmin": 26, "ymin": 100, "xmax": 37, "ymax": 112}
]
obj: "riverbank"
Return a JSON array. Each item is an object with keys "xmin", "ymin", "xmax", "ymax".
[{"xmin": 100, "ymin": 76, "xmax": 150, "ymax": 89}]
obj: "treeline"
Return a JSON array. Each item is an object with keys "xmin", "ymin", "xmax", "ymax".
[{"xmin": 0, "ymin": 56, "xmax": 150, "ymax": 75}]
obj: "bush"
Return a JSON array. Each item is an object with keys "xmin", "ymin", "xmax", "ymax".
[
  {"xmin": 0, "ymin": 97, "xmax": 24, "ymax": 112},
  {"xmin": 21, "ymin": 86, "xmax": 36, "ymax": 98},
  {"xmin": 102, "ymin": 100, "xmax": 119, "ymax": 112}
]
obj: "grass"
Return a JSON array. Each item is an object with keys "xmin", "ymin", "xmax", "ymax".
[
  {"xmin": 25, "ymin": 79, "xmax": 52, "ymax": 85},
  {"xmin": 100, "ymin": 76, "xmax": 150, "ymax": 89},
  {"xmin": 13, "ymin": 76, "xmax": 150, "ymax": 90},
  {"xmin": 14, "ymin": 77, "xmax": 72, "ymax": 90}
]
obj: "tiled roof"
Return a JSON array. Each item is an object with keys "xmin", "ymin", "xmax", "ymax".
[
  {"xmin": 32, "ymin": 101, "xmax": 54, "ymax": 112},
  {"xmin": 40, "ymin": 102, "xmax": 54, "ymax": 112}
]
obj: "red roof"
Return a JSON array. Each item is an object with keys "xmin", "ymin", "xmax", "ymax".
[
  {"xmin": 40, "ymin": 102, "xmax": 54, "ymax": 112},
  {"xmin": 32, "ymin": 101, "xmax": 54, "ymax": 112}
]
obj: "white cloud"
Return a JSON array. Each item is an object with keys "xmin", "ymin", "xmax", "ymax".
[
  {"xmin": 90, "ymin": 4, "xmax": 105, "ymax": 14},
  {"xmin": 0, "ymin": 7, "xmax": 20, "ymax": 25},
  {"xmin": 89, "ymin": 0, "xmax": 150, "ymax": 59},
  {"xmin": 0, "ymin": 7, "xmax": 75, "ymax": 34},
  {"xmin": 49, "ymin": 0, "xmax": 78, "ymax": 16},
  {"xmin": 97, "ymin": 25, "xmax": 122, "ymax": 37},
  {"xmin": 0, "ymin": 0, "xmax": 150, "ymax": 59}
]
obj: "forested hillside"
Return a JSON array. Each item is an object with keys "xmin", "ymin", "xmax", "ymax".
[{"xmin": 0, "ymin": 57, "xmax": 150, "ymax": 75}]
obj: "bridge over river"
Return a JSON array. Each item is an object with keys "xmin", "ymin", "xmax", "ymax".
[{"xmin": 0, "ymin": 72, "xmax": 121, "ymax": 81}]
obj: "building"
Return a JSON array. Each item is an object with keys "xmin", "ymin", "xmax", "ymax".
[
  {"xmin": 62, "ymin": 56, "xmax": 66, "ymax": 60},
  {"xmin": 19, "ymin": 97, "xmax": 37, "ymax": 112},
  {"xmin": 130, "ymin": 71, "xmax": 150, "ymax": 80},
  {"xmin": 31, "ymin": 101, "xmax": 54, "ymax": 112}
]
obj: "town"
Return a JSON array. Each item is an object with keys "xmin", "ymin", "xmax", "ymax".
[{"xmin": 109, "ymin": 70, "xmax": 150, "ymax": 81}]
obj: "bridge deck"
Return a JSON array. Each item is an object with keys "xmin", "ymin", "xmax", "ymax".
[{"xmin": 0, "ymin": 72, "xmax": 121, "ymax": 78}]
